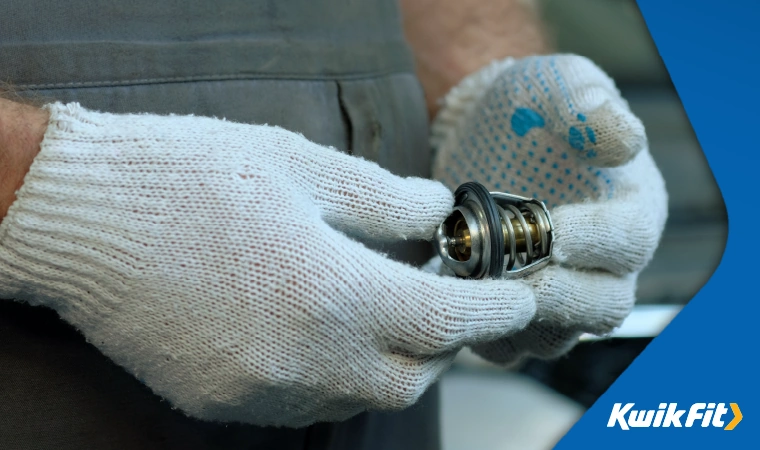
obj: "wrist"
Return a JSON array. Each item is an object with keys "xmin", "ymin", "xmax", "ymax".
[
  {"xmin": 0, "ymin": 98, "xmax": 49, "ymax": 221},
  {"xmin": 401, "ymin": 0, "xmax": 551, "ymax": 118}
]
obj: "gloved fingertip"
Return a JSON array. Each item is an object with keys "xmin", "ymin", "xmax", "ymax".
[
  {"xmin": 420, "ymin": 256, "xmax": 443, "ymax": 274},
  {"xmin": 384, "ymin": 177, "xmax": 455, "ymax": 238},
  {"xmin": 572, "ymin": 101, "xmax": 647, "ymax": 168},
  {"xmin": 485, "ymin": 280, "xmax": 537, "ymax": 331},
  {"xmin": 444, "ymin": 277, "xmax": 536, "ymax": 344}
]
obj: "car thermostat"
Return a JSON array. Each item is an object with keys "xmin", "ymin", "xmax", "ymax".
[{"xmin": 434, "ymin": 182, "xmax": 554, "ymax": 279}]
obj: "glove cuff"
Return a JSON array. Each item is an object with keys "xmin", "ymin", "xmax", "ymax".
[{"xmin": 0, "ymin": 103, "xmax": 152, "ymax": 318}]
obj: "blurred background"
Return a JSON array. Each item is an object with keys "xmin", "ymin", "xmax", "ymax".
[{"xmin": 439, "ymin": 1, "xmax": 727, "ymax": 448}]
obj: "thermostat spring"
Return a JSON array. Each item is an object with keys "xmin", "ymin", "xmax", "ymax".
[{"xmin": 434, "ymin": 182, "xmax": 554, "ymax": 279}]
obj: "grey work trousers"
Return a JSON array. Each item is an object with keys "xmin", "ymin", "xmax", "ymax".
[{"xmin": 0, "ymin": 1, "xmax": 440, "ymax": 449}]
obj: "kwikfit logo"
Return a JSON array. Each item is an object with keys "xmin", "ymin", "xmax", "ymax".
[{"xmin": 607, "ymin": 403, "xmax": 742, "ymax": 430}]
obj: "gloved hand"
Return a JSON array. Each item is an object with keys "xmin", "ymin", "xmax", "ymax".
[
  {"xmin": 0, "ymin": 103, "xmax": 538, "ymax": 426},
  {"xmin": 429, "ymin": 54, "xmax": 667, "ymax": 364}
]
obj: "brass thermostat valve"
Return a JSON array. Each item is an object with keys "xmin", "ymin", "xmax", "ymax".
[{"xmin": 434, "ymin": 182, "xmax": 554, "ymax": 279}]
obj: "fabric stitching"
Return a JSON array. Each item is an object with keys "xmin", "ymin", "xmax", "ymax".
[{"xmin": 15, "ymin": 70, "xmax": 415, "ymax": 91}]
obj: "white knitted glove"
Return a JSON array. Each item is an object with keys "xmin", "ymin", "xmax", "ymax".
[
  {"xmin": 0, "ymin": 103, "xmax": 538, "ymax": 426},
  {"xmin": 430, "ymin": 54, "xmax": 667, "ymax": 364}
]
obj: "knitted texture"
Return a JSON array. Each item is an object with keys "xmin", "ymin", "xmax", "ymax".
[
  {"xmin": 0, "ymin": 103, "xmax": 539, "ymax": 426},
  {"xmin": 430, "ymin": 54, "xmax": 668, "ymax": 364}
]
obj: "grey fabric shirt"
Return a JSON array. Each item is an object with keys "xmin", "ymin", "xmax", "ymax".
[{"xmin": 0, "ymin": 1, "xmax": 439, "ymax": 449}]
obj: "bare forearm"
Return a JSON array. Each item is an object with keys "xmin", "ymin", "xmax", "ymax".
[
  {"xmin": 400, "ymin": 0, "xmax": 551, "ymax": 118},
  {"xmin": 0, "ymin": 98, "xmax": 48, "ymax": 221}
]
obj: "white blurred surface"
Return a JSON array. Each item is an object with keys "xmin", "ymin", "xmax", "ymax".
[
  {"xmin": 440, "ymin": 366, "xmax": 585, "ymax": 450},
  {"xmin": 580, "ymin": 304, "xmax": 681, "ymax": 341}
]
